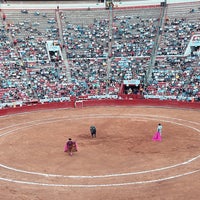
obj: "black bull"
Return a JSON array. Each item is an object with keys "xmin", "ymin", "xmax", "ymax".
[{"xmin": 90, "ymin": 126, "xmax": 96, "ymax": 138}]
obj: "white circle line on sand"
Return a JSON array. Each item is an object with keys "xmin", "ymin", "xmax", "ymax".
[
  {"xmin": 0, "ymin": 154, "xmax": 200, "ymax": 178},
  {"xmin": 0, "ymin": 113, "xmax": 199, "ymax": 131},
  {"xmin": 0, "ymin": 169, "xmax": 199, "ymax": 188},
  {"xmin": 0, "ymin": 114, "xmax": 199, "ymax": 138},
  {"xmin": 0, "ymin": 114, "xmax": 199, "ymax": 186},
  {"xmin": 0, "ymin": 115, "xmax": 199, "ymax": 179}
]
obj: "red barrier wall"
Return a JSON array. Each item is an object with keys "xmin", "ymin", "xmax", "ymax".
[
  {"xmin": 0, "ymin": 101, "xmax": 75, "ymax": 116},
  {"xmin": 0, "ymin": 99, "xmax": 199, "ymax": 116},
  {"xmin": 83, "ymin": 99, "xmax": 200, "ymax": 109}
]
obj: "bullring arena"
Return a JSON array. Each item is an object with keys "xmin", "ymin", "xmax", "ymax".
[
  {"xmin": 0, "ymin": 100, "xmax": 200, "ymax": 200},
  {"xmin": 0, "ymin": 0, "xmax": 200, "ymax": 199}
]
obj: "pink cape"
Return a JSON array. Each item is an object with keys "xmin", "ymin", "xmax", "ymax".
[
  {"xmin": 152, "ymin": 131, "xmax": 162, "ymax": 141},
  {"xmin": 64, "ymin": 144, "xmax": 68, "ymax": 152}
]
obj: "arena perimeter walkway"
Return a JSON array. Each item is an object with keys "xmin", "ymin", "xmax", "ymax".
[{"xmin": 0, "ymin": 0, "xmax": 199, "ymax": 10}]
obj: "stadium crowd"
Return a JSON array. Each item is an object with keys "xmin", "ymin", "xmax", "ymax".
[{"xmin": 0, "ymin": 3, "xmax": 200, "ymax": 108}]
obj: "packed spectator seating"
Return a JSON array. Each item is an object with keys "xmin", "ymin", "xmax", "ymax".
[
  {"xmin": 0, "ymin": 1, "xmax": 199, "ymax": 108},
  {"xmin": 61, "ymin": 9, "xmax": 110, "ymax": 59},
  {"xmin": 111, "ymin": 7, "xmax": 161, "ymax": 57},
  {"xmin": 2, "ymin": 10, "xmax": 58, "ymax": 63}
]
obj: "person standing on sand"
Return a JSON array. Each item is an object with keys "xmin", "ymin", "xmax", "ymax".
[
  {"xmin": 157, "ymin": 123, "xmax": 163, "ymax": 135},
  {"xmin": 64, "ymin": 138, "xmax": 77, "ymax": 156},
  {"xmin": 152, "ymin": 123, "xmax": 163, "ymax": 141}
]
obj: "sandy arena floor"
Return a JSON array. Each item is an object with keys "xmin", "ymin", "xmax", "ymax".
[{"xmin": 0, "ymin": 106, "xmax": 200, "ymax": 200}]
